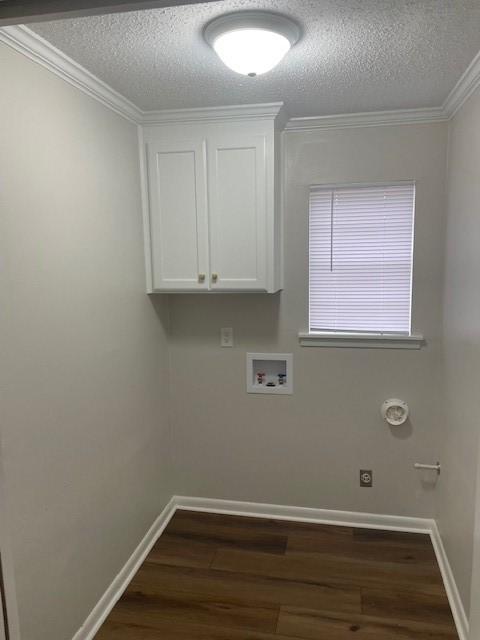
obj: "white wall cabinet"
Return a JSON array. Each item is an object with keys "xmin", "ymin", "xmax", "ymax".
[{"xmin": 142, "ymin": 104, "xmax": 285, "ymax": 293}]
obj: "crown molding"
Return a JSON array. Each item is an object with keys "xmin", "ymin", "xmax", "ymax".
[
  {"xmin": 0, "ymin": 25, "xmax": 142, "ymax": 123},
  {"xmin": 142, "ymin": 102, "xmax": 287, "ymax": 126},
  {"xmin": 283, "ymin": 49, "xmax": 480, "ymax": 130},
  {"xmin": 0, "ymin": 26, "xmax": 286, "ymax": 126},
  {"xmin": 443, "ymin": 48, "xmax": 480, "ymax": 118},
  {"xmin": 2, "ymin": 23, "xmax": 480, "ymax": 130},
  {"xmin": 285, "ymin": 106, "xmax": 448, "ymax": 132}
]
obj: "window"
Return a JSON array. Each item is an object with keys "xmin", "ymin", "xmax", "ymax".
[{"xmin": 308, "ymin": 183, "xmax": 415, "ymax": 336}]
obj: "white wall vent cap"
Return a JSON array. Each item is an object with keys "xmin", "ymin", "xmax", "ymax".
[{"xmin": 381, "ymin": 399, "xmax": 409, "ymax": 426}]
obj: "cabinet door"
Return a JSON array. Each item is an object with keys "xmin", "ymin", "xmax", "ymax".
[
  {"xmin": 147, "ymin": 139, "xmax": 208, "ymax": 291},
  {"xmin": 207, "ymin": 134, "xmax": 267, "ymax": 291}
]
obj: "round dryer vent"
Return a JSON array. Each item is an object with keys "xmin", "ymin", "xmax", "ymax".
[{"xmin": 381, "ymin": 398, "xmax": 409, "ymax": 426}]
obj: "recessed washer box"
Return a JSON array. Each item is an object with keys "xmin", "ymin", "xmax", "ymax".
[{"xmin": 246, "ymin": 353, "xmax": 293, "ymax": 395}]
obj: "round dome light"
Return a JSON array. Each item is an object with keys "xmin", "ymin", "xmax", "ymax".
[{"xmin": 204, "ymin": 11, "xmax": 300, "ymax": 77}]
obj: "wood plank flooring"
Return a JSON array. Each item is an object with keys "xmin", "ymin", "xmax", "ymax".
[{"xmin": 95, "ymin": 510, "xmax": 458, "ymax": 640}]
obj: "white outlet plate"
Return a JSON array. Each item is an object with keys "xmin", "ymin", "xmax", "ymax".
[{"xmin": 220, "ymin": 327, "xmax": 234, "ymax": 347}]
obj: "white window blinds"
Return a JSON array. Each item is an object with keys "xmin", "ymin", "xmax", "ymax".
[{"xmin": 309, "ymin": 183, "xmax": 415, "ymax": 334}]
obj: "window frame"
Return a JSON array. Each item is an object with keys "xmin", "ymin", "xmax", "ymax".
[{"xmin": 300, "ymin": 180, "xmax": 424, "ymax": 349}]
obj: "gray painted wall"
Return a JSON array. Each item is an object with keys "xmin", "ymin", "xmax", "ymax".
[
  {"xmin": 438, "ymin": 86, "xmax": 480, "ymax": 617},
  {"xmin": 169, "ymin": 123, "xmax": 448, "ymax": 517},
  {"xmin": 0, "ymin": 44, "xmax": 171, "ymax": 640}
]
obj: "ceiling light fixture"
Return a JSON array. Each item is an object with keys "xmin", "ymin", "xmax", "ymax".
[{"xmin": 204, "ymin": 11, "xmax": 300, "ymax": 77}]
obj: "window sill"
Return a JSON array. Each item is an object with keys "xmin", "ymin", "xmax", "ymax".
[{"xmin": 298, "ymin": 332, "xmax": 425, "ymax": 349}]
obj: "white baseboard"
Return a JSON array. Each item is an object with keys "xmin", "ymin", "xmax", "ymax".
[
  {"xmin": 71, "ymin": 497, "xmax": 176, "ymax": 640},
  {"xmin": 71, "ymin": 494, "xmax": 469, "ymax": 640},
  {"xmin": 173, "ymin": 495, "xmax": 433, "ymax": 532},
  {"xmin": 430, "ymin": 521, "xmax": 469, "ymax": 640}
]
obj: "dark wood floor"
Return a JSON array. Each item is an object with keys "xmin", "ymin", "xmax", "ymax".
[{"xmin": 95, "ymin": 510, "xmax": 458, "ymax": 639}]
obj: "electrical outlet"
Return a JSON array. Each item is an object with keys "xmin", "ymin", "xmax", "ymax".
[
  {"xmin": 220, "ymin": 327, "xmax": 234, "ymax": 347},
  {"xmin": 360, "ymin": 469, "xmax": 373, "ymax": 487}
]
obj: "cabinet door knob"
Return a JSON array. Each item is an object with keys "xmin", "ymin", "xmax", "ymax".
[
  {"xmin": 198, "ymin": 273, "xmax": 205, "ymax": 282},
  {"xmin": 211, "ymin": 273, "xmax": 218, "ymax": 283}
]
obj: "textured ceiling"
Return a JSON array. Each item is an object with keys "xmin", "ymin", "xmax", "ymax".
[{"xmin": 32, "ymin": 0, "xmax": 480, "ymax": 117}]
